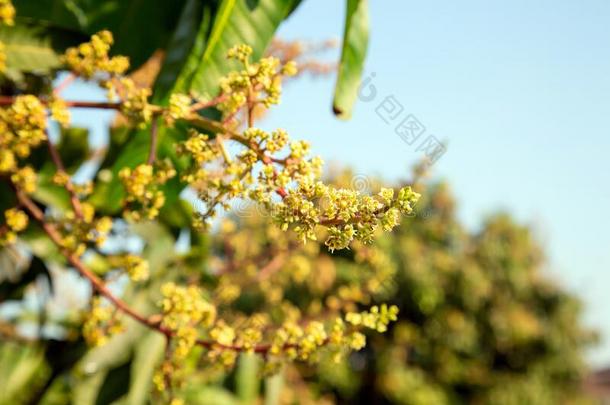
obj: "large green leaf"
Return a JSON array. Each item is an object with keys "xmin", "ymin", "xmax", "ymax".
[
  {"xmin": 72, "ymin": 303, "xmax": 157, "ymax": 404},
  {"xmin": 13, "ymin": 0, "xmax": 187, "ymax": 69},
  {"xmin": 91, "ymin": 0, "xmax": 299, "ymax": 216},
  {"xmin": 124, "ymin": 332, "xmax": 165, "ymax": 405},
  {"xmin": 0, "ymin": 256, "xmax": 51, "ymax": 302},
  {"xmin": 264, "ymin": 371, "xmax": 283, "ymax": 405},
  {"xmin": 87, "ymin": 126, "xmax": 149, "ymax": 214},
  {"xmin": 87, "ymin": 123, "xmax": 190, "ymax": 215},
  {"xmin": 183, "ymin": 387, "xmax": 240, "ymax": 405},
  {"xmin": 332, "ymin": 0, "xmax": 370, "ymax": 119},
  {"xmin": 57, "ymin": 126, "xmax": 91, "ymax": 173},
  {"xmin": 0, "ymin": 23, "xmax": 81, "ymax": 78},
  {"xmin": 0, "ymin": 342, "xmax": 47, "ymax": 404},
  {"xmin": 188, "ymin": 0, "xmax": 298, "ymax": 98},
  {"xmin": 235, "ymin": 353, "xmax": 261, "ymax": 402},
  {"xmin": 95, "ymin": 361, "xmax": 132, "ymax": 405},
  {"xmin": 152, "ymin": 0, "xmax": 217, "ymax": 102}
]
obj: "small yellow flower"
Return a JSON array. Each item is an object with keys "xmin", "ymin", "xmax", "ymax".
[
  {"xmin": 124, "ymin": 254, "xmax": 149, "ymax": 282},
  {"xmin": 0, "ymin": 150, "xmax": 16, "ymax": 173},
  {"xmin": 5, "ymin": 208, "xmax": 28, "ymax": 232},
  {"xmin": 11, "ymin": 166, "xmax": 37, "ymax": 194},
  {"xmin": 0, "ymin": 0, "xmax": 15, "ymax": 26},
  {"xmin": 282, "ymin": 61, "xmax": 298, "ymax": 76},
  {"xmin": 50, "ymin": 98, "xmax": 71, "ymax": 127}
]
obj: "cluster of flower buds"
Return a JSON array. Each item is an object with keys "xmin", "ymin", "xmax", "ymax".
[
  {"xmin": 0, "ymin": 95, "xmax": 46, "ymax": 174},
  {"xmin": 178, "ymin": 121, "xmax": 420, "ymax": 250},
  {"xmin": 83, "ymin": 297, "xmax": 124, "ymax": 346},
  {"xmin": 63, "ymin": 30, "xmax": 129, "ymax": 79},
  {"xmin": 154, "ymin": 283, "xmax": 217, "ymax": 391},
  {"xmin": 0, "ymin": 25, "xmax": 418, "ymax": 402},
  {"xmin": 0, "ymin": 0, "xmax": 14, "ymax": 25},
  {"xmin": 218, "ymin": 44, "xmax": 297, "ymax": 116},
  {"xmin": 0, "ymin": 0, "xmax": 14, "ymax": 71},
  {"xmin": 119, "ymin": 161, "xmax": 176, "ymax": 221}
]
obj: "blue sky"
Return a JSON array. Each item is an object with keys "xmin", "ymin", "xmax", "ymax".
[
  {"xmin": 59, "ymin": 0, "xmax": 610, "ymax": 365},
  {"xmin": 263, "ymin": 0, "xmax": 610, "ymax": 365}
]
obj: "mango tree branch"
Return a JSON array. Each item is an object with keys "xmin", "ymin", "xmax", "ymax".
[
  {"xmin": 14, "ymin": 188, "xmax": 165, "ymax": 331},
  {"xmin": 147, "ymin": 117, "xmax": 159, "ymax": 165},
  {"xmin": 13, "ymin": 187, "xmax": 312, "ymax": 354},
  {"xmin": 46, "ymin": 132, "xmax": 84, "ymax": 218},
  {"xmin": 0, "ymin": 96, "xmax": 122, "ymax": 110}
]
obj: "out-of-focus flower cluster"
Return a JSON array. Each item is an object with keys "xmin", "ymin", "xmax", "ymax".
[
  {"xmin": 0, "ymin": 95, "xmax": 45, "ymax": 175},
  {"xmin": 119, "ymin": 161, "xmax": 176, "ymax": 221},
  {"xmin": 63, "ymin": 30, "xmax": 129, "ymax": 79},
  {"xmin": 0, "ymin": 0, "xmax": 15, "ymax": 71},
  {"xmin": 294, "ymin": 181, "xmax": 597, "ymax": 405},
  {"xmin": 0, "ymin": 0, "xmax": 14, "ymax": 26},
  {"xmin": 82, "ymin": 297, "xmax": 124, "ymax": 347},
  {"xmin": 174, "ymin": 45, "xmax": 420, "ymax": 247}
]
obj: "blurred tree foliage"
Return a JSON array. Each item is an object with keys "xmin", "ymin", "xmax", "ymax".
[{"xmin": 298, "ymin": 174, "xmax": 597, "ymax": 405}]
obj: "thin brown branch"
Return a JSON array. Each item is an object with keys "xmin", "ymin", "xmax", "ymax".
[
  {"xmin": 147, "ymin": 117, "xmax": 159, "ymax": 165},
  {"xmin": 256, "ymin": 253, "xmax": 287, "ymax": 281},
  {"xmin": 0, "ymin": 96, "xmax": 121, "ymax": 110},
  {"xmin": 46, "ymin": 137, "xmax": 83, "ymax": 218},
  {"xmin": 15, "ymin": 189, "xmax": 168, "ymax": 334},
  {"xmin": 53, "ymin": 73, "xmax": 76, "ymax": 96},
  {"xmin": 190, "ymin": 93, "xmax": 228, "ymax": 111},
  {"xmin": 247, "ymin": 92, "xmax": 255, "ymax": 129},
  {"xmin": 13, "ymin": 188, "xmax": 309, "ymax": 354}
]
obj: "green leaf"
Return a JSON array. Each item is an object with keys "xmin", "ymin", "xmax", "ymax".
[
  {"xmin": 12, "ymin": 0, "xmax": 85, "ymax": 32},
  {"xmin": 235, "ymin": 353, "xmax": 261, "ymax": 402},
  {"xmin": 264, "ymin": 371, "xmax": 283, "ymax": 405},
  {"xmin": 0, "ymin": 22, "xmax": 81, "ymax": 77},
  {"xmin": 20, "ymin": 224, "xmax": 64, "ymax": 263},
  {"xmin": 152, "ymin": 0, "xmax": 217, "ymax": 102},
  {"xmin": 87, "ymin": 126, "xmax": 149, "ymax": 214},
  {"xmin": 124, "ymin": 332, "xmax": 165, "ymax": 405},
  {"xmin": 131, "ymin": 221, "xmax": 176, "ymax": 275},
  {"xmin": 332, "ymin": 0, "xmax": 370, "ymax": 119},
  {"xmin": 183, "ymin": 387, "xmax": 240, "ymax": 405},
  {"xmin": 32, "ymin": 168, "xmax": 71, "ymax": 212},
  {"xmin": 88, "ymin": 123, "xmax": 189, "ymax": 215},
  {"xmin": 29, "ymin": 126, "xmax": 91, "ymax": 212},
  {"xmin": 188, "ymin": 0, "xmax": 298, "ymax": 98},
  {"xmin": 72, "ymin": 313, "xmax": 150, "ymax": 404},
  {"xmin": 0, "ymin": 342, "xmax": 47, "ymax": 403},
  {"xmin": 85, "ymin": 0, "xmax": 187, "ymax": 69},
  {"xmin": 94, "ymin": 360, "xmax": 132, "ymax": 405},
  {"xmin": 0, "ymin": 256, "xmax": 51, "ymax": 301},
  {"xmin": 13, "ymin": 0, "xmax": 188, "ymax": 69},
  {"xmin": 92, "ymin": 0, "xmax": 297, "ymax": 215},
  {"xmin": 57, "ymin": 126, "xmax": 91, "ymax": 173},
  {"xmin": 286, "ymin": 0, "xmax": 304, "ymax": 18}
]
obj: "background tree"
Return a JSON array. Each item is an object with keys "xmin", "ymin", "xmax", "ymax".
[
  {"xmin": 294, "ymin": 174, "xmax": 597, "ymax": 405},
  {"xmin": 170, "ymin": 170, "xmax": 596, "ymax": 404}
]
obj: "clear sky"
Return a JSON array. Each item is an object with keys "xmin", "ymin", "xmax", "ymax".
[
  {"xmin": 59, "ymin": 0, "xmax": 610, "ymax": 365},
  {"xmin": 262, "ymin": 0, "xmax": 610, "ymax": 365}
]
